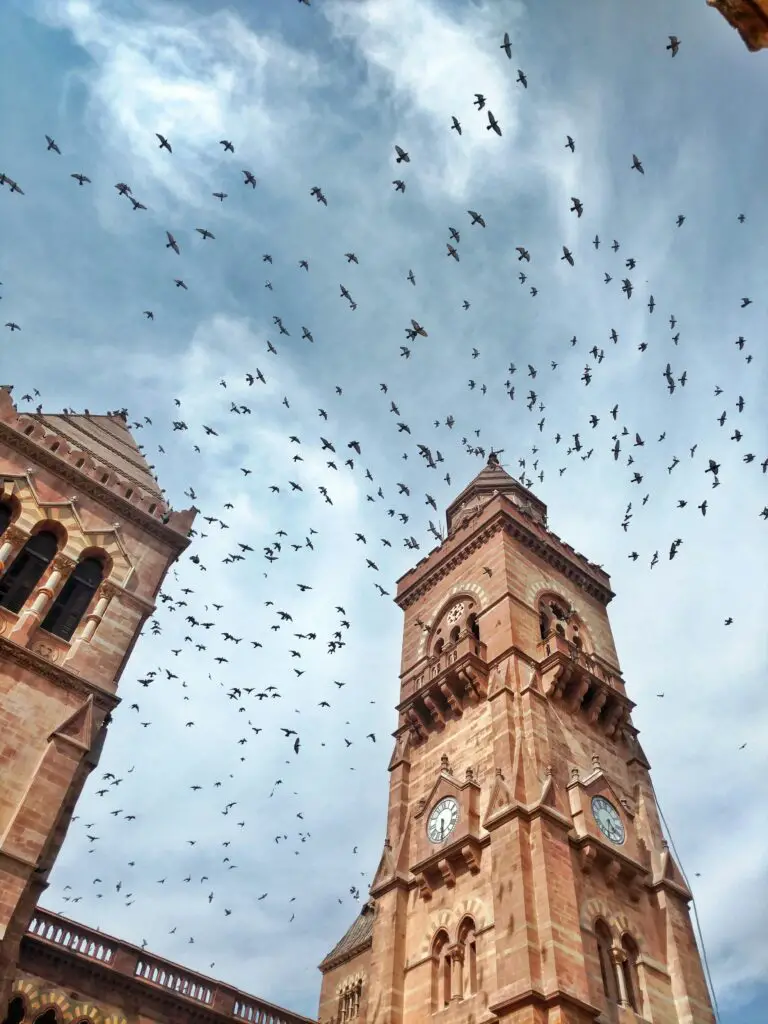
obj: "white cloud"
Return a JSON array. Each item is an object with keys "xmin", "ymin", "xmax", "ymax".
[
  {"xmin": 6, "ymin": 0, "xmax": 767, "ymax": 1019},
  {"xmin": 34, "ymin": 0, "xmax": 325, "ymax": 211}
]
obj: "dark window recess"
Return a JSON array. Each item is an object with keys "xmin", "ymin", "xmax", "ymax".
[
  {"xmin": 0, "ymin": 531, "xmax": 57, "ymax": 613},
  {"xmin": 2, "ymin": 997, "xmax": 25, "ymax": 1024},
  {"xmin": 0, "ymin": 501, "xmax": 12, "ymax": 538},
  {"xmin": 41, "ymin": 557, "xmax": 103, "ymax": 641}
]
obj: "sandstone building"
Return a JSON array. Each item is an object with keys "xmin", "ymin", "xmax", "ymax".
[
  {"xmin": 0, "ymin": 381, "xmax": 718, "ymax": 1024},
  {"xmin": 708, "ymin": 0, "xmax": 768, "ymax": 50},
  {"xmin": 318, "ymin": 454, "xmax": 716, "ymax": 1023},
  {"xmin": 0, "ymin": 386, "xmax": 307, "ymax": 1024}
]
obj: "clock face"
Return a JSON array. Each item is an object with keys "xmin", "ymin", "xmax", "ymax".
[
  {"xmin": 427, "ymin": 797, "xmax": 460, "ymax": 843},
  {"xmin": 446, "ymin": 602, "xmax": 465, "ymax": 625},
  {"xmin": 591, "ymin": 796, "xmax": 625, "ymax": 845}
]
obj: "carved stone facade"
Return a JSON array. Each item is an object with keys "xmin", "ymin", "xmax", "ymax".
[
  {"xmin": 708, "ymin": 0, "xmax": 768, "ymax": 50},
  {"xmin": 0, "ymin": 384, "xmax": 195, "ymax": 1013},
  {"xmin": 318, "ymin": 456, "xmax": 715, "ymax": 1023}
]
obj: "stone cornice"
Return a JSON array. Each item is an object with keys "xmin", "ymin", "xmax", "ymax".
[
  {"xmin": 397, "ymin": 507, "xmax": 614, "ymax": 610},
  {"xmin": 318, "ymin": 935, "xmax": 374, "ymax": 974},
  {"xmin": 489, "ymin": 984, "xmax": 600, "ymax": 1017},
  {"xmin": 0, "ymin": 421, "xmax": 191, "ymax": 552},
  {"xmin": 0, "ymin": 636, "xmax": 119, "ymax": 713}
]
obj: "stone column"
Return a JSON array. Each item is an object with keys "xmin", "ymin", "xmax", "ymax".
[
  {"xmin": 449, "ymin": 944, "xmax": 464, "ymax": 1000},
  {"xmin": 9, "ymin": 553, "xmax": 75, "ymax": 645},
  {"xmin": 78, "ymin": 581, "xmax": 118, "ymax": 642},
  {"xmin": 0, "ymin": 525, "xmax": 27, "ymax": 574},
  {"xmin": 611, "ymin": 947, "xmax": 630, "ymax": 1007}
]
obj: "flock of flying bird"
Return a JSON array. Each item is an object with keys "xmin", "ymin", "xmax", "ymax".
[{"xmin": 0, "ymin": 14, "xmax": 764, "ymax": 987}]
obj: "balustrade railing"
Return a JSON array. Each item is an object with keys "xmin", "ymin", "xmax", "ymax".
[{"xmin": 25, "ymin": 909, "xmax": 314, "ymax": 1024}]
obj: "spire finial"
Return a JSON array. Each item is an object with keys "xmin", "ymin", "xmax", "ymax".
[{"xmin": 488, "ymin": 448, "xmax": 504, "ymax": 466}]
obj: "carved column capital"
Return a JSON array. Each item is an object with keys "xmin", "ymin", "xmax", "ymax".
[
  {"xmin": 2, "ymin": 525, "xmax": 27, "ymax": 546},
  {"xmin": 98, "ymin": 580, "xmax": 120, "ymax": 601},
  {"xmin": 52, "ymin": 553, "xmax": 76, "ymax": 575},
  {"xmin": 448, "ymin": 942, "xmax": 464, "ymax": 964}
]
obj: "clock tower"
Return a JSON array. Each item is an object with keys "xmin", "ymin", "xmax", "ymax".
[{"xmin": 317, "ymin": 454, "xmax": 716, "ymax": 1024}]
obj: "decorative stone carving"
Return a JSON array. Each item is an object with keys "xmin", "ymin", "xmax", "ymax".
[
  {"xmin": 3, "ymin": 524, "xmax": 27, "ymax": 546},
  {"xmin": 31, "ymin": 642, "xmax": 59, "ymax": 663},
  {"xmin": 52, "ymin": 554, "xmax": 77, "ymax": 575}
]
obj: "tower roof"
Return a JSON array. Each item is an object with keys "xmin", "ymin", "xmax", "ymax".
[
  {"xmin": 445, "ymin": 452, "xmax": 547, "ymax": 533},
  {"xmin": 36, "ymin": 412, "xmax": 164, "ymax": 499},
  {"xmin": 318, "ymin": 900, "xmax": 375, "ymax": 972}
]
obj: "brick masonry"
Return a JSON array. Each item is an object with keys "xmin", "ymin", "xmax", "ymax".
[
  {"xmin": 0, "ymin": 386, "xmax": 194, "ymax": 1014},
  {"xmin": 317, "ymin": 457, "xmax": 716, "ymax": 1024}
]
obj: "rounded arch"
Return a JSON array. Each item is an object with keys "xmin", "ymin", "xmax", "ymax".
[
  {"xmin": 0, "ymin": 493, "xmax": 21, "ymax": 533},
  {"xmin": 613, "ymin": 913, "xmax": 645, "ymax": 954},
  {"xmin": 535, "ymin": 588, "xmax": 593, "ymax": 653},
  {"xmin": 425, "ymin": 591, "xmax": 483, "ymax": 659},
  {"xmin": 416, "ymin": 910, "xmax": 453, "ymax": 960},
  {"xmin": 580, "ymin": 898, "xmax": 618, "ymax": 937},
  {"xmin": 417, "ymin": 581, "xmax": 489, "ymax": 660},
  {"xmin": 29, "ymin": 519, "xmax": 67, "ymax": 549},
  {"xmin": 452, "ymin": 897, "xmax": 489, "ymax": 938},
  {"xmin": 30, "ymin": 1006, "xmax": 63, "ymax": 1024},
  {"xmin": 4, "ymin": 995, "xmax": 28, "ymax": 1024},
  {"xmin": 76, "ymin": 546, "xmax": 114, "ymax": 579},
  {"xmin": 457, "ymin": 914, "xmax": 476, "ymax": 942}
]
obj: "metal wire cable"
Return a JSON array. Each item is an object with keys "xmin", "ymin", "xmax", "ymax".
[{"xmin": 650, "ymin": 777, "xmax": 721, "ymax": 1022}]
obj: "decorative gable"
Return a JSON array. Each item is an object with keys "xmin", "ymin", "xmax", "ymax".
[
  {"xmin": 410, "ymin": 755, "xmax": 483, "ymax": 899},
  {"xmin": 567, "ymin": 757, "xmax": 647, "ymax": 902}
]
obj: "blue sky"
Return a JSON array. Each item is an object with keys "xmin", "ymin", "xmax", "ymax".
[{"xmin": 1, "ymin": 0, "xmax": 767, "ymax": 1019}]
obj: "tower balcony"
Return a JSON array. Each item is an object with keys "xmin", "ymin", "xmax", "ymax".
[
  {"xmin": 538, "ymin": 631, "xmax": 634, "ymax": 741},
  {"xmin": 398, "ymin": 634, "xmax": 488, "ymax": 741}
]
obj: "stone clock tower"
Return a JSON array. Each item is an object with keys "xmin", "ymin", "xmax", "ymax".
[{"xmin": 318, "ymin": 454, "xmax": 715, "ymax": 1024}]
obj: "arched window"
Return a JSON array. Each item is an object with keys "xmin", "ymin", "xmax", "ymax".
[
  {"xmin": 434, "ymin": 637, "xmax": 445, "ymax": 656},
  {"xmin": 431, "ymin": 930, "xmax": 451, "ymax": 1011},
  {"xmin": 0, "ymin": 501, "xmax": 13, "ymax": 538},
  {"xmin": 337, "ymin": 981, "xmax": 362, "ymax": 1022},
  {"xmin": 32, "ymin": 1011, "xmax": 57, "ymax": 1024},
  {"xmin": 594, "ymin": 919, "xmax": 618, "ymax": 1005},
  {"xmin": 539, "ymin": 608, "xmax": 550, "ymax": 639},
  {"xmin": 0, "ymin": 530, "xmax": 58, "ymax": 613},
  {"xmin": 41, "ymin": 556, "xmax": 104, "ymax": 641},
  {"xmin": 449, "ymin": 626, "xmax": 460, "ymax": 644},
  {"xmin": 621, "ymin": 934, "xmax": 641, "ymax": 1012},
  {"xmin": 467, "ymin": 613, "xmax": 480, "ymax": 641},
  {"xmin": 458, "ymin": 918, "xmax": 478, "ymax": 997},
  {"xmin": 1, "ymin": 996, "xmax": 26, "ymax": 1024}
]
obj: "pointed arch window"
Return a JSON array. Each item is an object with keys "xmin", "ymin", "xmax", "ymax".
[
  {"xmin": 431, "ymin": 929, "xmax": 451, "ymax": 1011},
  {"xmin": 41, "ymin": 556, "xmax": 104, "ymax": 640},
  {"xmin": 621, "ymin": 933, "xmax": 641, "ymax": 1012},
  {"xmin": 0, "ymin": 501, "xmax": 12, "ymax": 538},
  {"xmin": 0, "ymin": 530, "xmax": 57, "ymax": 613},
  {"xmin": 594, "ymin": 919, "xmax": 618, "ymax": 1005}
]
